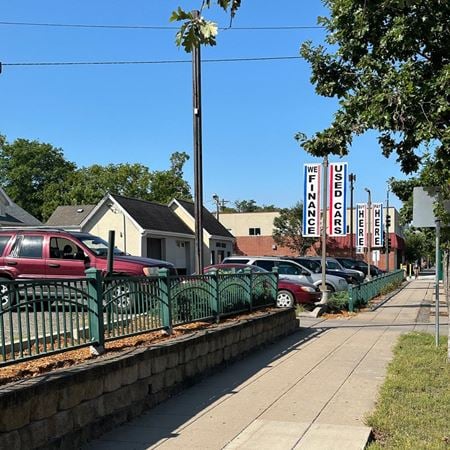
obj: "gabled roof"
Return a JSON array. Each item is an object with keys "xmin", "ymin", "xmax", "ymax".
[
  {"xmin": 173, "ymin": 199, "xmax": 234, "ymax": 238},
  {"xmin": 111, "ymin": 194, "xmax": 194, "ymax": 235},
  {"xmin": 46, "ymin": 205, "xmax": 96, "ymax": 227},
  {"xmin": 0, "ymin": 187, "xmax": 42, "ymax": 226}
]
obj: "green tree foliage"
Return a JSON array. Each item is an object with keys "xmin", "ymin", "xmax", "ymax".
[
  {"xmin": 150, "ymin": 151, "xmax": 192, "ymax": 204},
  {"xmin": 403, "ymin": 228, "xmax": 434, "ymax": 264},
  {"xmin": 171, "ymin": 1, "xmax": 241, "ymax": 52},
  {"xmin": 0, "ymin": 134, "xmax": 192, "ymax": 220},
  {"xmin": 298, "ymin": 0, "xmax": 450, "ymax": 180},
  {"xmin": 272, "ymin": 203, "xmax": 317, "ymax": 254},
  {"xmin": 0, "ymin": 135, "xmax": 76, "ymax": 221}
]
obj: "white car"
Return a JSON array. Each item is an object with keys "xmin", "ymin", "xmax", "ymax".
[{"xmin": 221, "ymin": 256, "xmax": 348, "ymax": 292}]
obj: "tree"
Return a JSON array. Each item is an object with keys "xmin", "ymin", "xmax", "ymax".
[
  {"xmin": 171, "ymin": 1, "xmax": 241, "ymax": 52},
  {"xmin": 297, "ymin": 0, "xmax": 450, "ymax": 185},
  {"xmin": 53, "ymin": 162, "xmax": 153, "ymax": 208},
  {"xmin": 231, "ymin": 200, "xmax": 278, "ymax": 213},
  {"xmin": 0, "ymin": 135, "xmax": 76, "ymax": 221},
  {"xmin": 272, "ymin": 203, "xmax": 318, "ymax": 255},
  {"xmin": 150, "ymin": 151, "xmax": 192, "ymax": 204}
]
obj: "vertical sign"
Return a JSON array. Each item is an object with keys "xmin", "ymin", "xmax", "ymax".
[
  {"xmin": 372, "ymin": 203, "xmax": 383, "ymax": 247},
  {"xmin": 303, "ymin": 164, "xmax": 321, "ymax": 237},
  {"xmin": 329, "ymin": 162, "xmax": 348, "ymax": 236},
  {"xmin": 356, "ymin": 203, "xmax": 367, "ymax": 248}
]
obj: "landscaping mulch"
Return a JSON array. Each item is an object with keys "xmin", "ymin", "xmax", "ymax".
[{"xmin": 0, "ymin": 308, "xmax": 275, "ymax": 387}]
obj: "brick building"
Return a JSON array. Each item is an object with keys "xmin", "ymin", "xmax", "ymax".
[{"xmin": 218, "ymin": 208, "xmax": 405, "ymax": 271}]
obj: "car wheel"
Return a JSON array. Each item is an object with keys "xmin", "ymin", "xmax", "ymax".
[
  {"xmin": 112, "ymin": 285, "xmax": 134, "ymax": 313},
  {"xmin": 0, "ymin": 277, "xmax": 13, "ymax": 310},
  {"xmin": 276, "ymin": 290, "xmax": 294, "ymax": 308},
  {"xmin": 325, "ymin": 283, "xmax": 335, "ymax": 293}
]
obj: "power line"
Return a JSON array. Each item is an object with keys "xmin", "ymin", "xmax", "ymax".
[
  {"xmin": 0, "ymin": 20, "xmax": 324, "ymax": 31},
  {"xmin": 1, "ymin": 56, "xmax": 301, "ymax": 68}
]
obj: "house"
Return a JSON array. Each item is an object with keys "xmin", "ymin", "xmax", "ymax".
[
  {"xmin": 0, "ymin": 187, "xmax": 42, "ymax": 227},
  {"xmin": 46, "ymin": 194, "xmax": 235, "ymax": 274},
  {"xmin": 219, "ymin": 208, "xmax": 405, "ymax": 270},
  {"xmin": 46, "ymin": 205, "xmax": 96, "ymax": 231}
]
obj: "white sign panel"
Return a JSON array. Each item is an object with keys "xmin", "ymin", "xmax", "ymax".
[
  {"xmin": 356, "ymin": 203, "xmax": 367, "ymax": 248},
  {"xmin": 372, "ymin": 203, "xmax": 383, "ymax": 247},
  {"xmin": 329, "ymin": 162, "xmax": 348, "ymax": 236},
  {"xmin": 303, "ymin": 164, "xmax": 321, "ymax": 237}
]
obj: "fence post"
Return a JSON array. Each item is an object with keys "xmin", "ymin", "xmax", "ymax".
[
  {"xmin": 85, "ymin": 268, "xmax": 105, "ymax": 355},
  {"xmin": 158, "ymin": 268, "xmax": 172, "ymax": 334},
  {"xmin": 272, "ymin": 266, "xmax": 279, "ymax": 306},
  {"xmin": 244, "ymin": 267, "xmax": 253, "ymax": 312},
  {"xmin": 348, "ymin": 285, "xmax": 354, "ymax": 312},
  {"xmin": 208, "ymin": 269, "xmax": 220, "ymax": 323}
]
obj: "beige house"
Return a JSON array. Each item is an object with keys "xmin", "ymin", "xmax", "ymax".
[{"xmin": 47, "ymin": 194, "xmax": 234, "ymax": 274}]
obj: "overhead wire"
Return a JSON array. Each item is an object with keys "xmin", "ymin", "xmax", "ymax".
[
  {"xmin": 1, "ymin": 56, "xmax": 302, "ymax": 69},
  {"xmin": 0, "ymin": 20, "xmax": 324, "ymax": 31}
]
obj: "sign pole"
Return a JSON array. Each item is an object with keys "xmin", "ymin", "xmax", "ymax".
[
  {"xmin": 321, "ymin": 155, "xmax": 329, "ymax": 303},
  {"xmin": 435, "ymin": 219, "xmax": 441, "ymax": 346}
]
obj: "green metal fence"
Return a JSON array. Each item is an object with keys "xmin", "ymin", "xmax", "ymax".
[
  {"xmin": 348, "ymin": 269, "xmax": 405, "ymax": 312},
  {"xmin": 0, "ymin": 268, "xmax": 277, "ymax": 366}
]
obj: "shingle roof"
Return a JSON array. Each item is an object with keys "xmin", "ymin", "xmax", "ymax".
[
  {"xmin": 0, "ymin": 188, "xmax": 42, "ymax": 226},
  {"xmin": 46, "ymin": 205, "xmax": 96, "ymax": 227},
  {"xmin": 175, "ymin": 199, "xmax": 234, "ymax": 238},
  {"xmin": 112, "ymin": 194, "xmax": 194, "ymax": 235}
]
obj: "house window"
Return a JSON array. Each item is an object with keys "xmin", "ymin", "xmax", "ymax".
[{"xmin": 249, "ymin": 228, "xmax": 261, "ymax": 236}]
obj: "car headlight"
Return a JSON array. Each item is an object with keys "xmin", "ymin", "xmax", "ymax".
[
  {"xmin": 143, "ymin": 267, "xmax": 159, "ymax": 276},
  {"xmin": 300, "ymin": 286, "xmax": 316, "ymax": 293}
]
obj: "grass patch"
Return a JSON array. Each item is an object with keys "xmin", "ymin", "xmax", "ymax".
[{"xmin": 367, "ymin": 332, "xmax": 450, "ymax": 449}]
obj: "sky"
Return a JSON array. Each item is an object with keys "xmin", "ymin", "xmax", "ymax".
[{"xmin": 0, "ymin": 0, "xmax": 409, "ymax": 212}]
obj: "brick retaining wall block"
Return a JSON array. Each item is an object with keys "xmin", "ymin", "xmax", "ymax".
[{"xmin": 0, "ymin": 308, "xmax": 298, "ymax": 450}]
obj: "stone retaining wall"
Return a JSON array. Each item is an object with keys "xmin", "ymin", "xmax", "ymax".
[{"xmin": 0, "ymin": 308, "xmax": 298, "ymax": 449}]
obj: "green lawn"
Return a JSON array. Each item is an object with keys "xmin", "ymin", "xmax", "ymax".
[{"xmin": 367, "ymin": 332, "xmax": 450, "ymax": 449}]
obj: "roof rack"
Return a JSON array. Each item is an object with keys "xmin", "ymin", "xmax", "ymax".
[{"xmin": 0, "ymin": 226, "xmax": 67, "ymax": 232}]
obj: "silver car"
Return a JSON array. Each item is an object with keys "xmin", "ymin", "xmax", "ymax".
[{"xmin": 221, "ymin": 256, "xmax": 348, "ymax": 292}]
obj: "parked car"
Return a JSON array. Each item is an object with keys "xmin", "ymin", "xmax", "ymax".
[
  {"xmin": 335, "ymin": 257, "xmax": 383, "ymax": 278},
  {"xmin": 0, "ymin": 228, "xmax": 176, "ymax": 308},
  {"xmin": 221, "ymin": 256, "xmax": 348, "ymax": 293},
  {"xmin": 203, "ymin": 263, "xmax": 322, "ymax": 307},
  {"xmin": 288, "ymin": 257, "xmax": 358, "ymax": 285},
  {"xmin": 293, "ymin": 256, "xmax": 364, "ymax": 284}
]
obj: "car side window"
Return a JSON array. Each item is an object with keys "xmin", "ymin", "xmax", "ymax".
[
  {"xmin": 10, "ymin": 235, "xmax": 44, "ymax": 258},
  {"xmin": 278, "ymin": 262, "xmax": 301, "ymax": 275},
  {"xmin": 254, "ymin": 260, "xmax": 274, "ymax": 271},
  {"xmin": 0, "ymin": 235, "xmax": 12, "ymax": 255},
  {"xmin": 50, "ymin": 237, "xmax": 85, "ymax": 260}
]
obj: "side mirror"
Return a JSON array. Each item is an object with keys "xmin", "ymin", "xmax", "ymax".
[{"xmin": 302, "ymin": 270, "xmax": 311, "ymax": 276}]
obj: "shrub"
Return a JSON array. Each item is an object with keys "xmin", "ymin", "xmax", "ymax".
[{"xmin": 327, "ymin": 291, "xmax": 349, "ymax": 312}]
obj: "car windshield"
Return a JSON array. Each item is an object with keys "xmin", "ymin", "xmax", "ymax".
[
  {"xmin": 327, "ymin": 260, "xmax": 341, "ymax": 270},
  {"xmin": 339, "ymin": 259, "xmax": 353, "ymax": 269},
  {"xmin": 297, "ymin": 259, "xmax": 320, "ymax": 272},
  {"xmin": 77, "ymin": 235, "xmax": 126, "ymax": 257},
  {"xmin": 205, "ymin": 265, "xmax": 268, "ymax": 275}
]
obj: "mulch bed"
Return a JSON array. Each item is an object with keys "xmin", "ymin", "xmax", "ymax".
[{"xmin": 0, "ymin": 308, "xmax": 274, "ymax": 387}]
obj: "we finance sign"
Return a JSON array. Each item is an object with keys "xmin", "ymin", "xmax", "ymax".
[
  {"xmin": 303, "ymin": 164, "xmax": 321, "ymax": 237},
  {"xmin": 329, "ymin": 162, "xmax": 347, "ymax": 236}
]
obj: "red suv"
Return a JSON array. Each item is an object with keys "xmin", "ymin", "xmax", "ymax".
[{"xmin": 0, "ymin": 228, "xmax": 175, "ymax": 308}]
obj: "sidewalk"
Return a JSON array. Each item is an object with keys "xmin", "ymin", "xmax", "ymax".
[{"xmin": 85, "ymin": 279, "xmax": 448, "ymax": 450}]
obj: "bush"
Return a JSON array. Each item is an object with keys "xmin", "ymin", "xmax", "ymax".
[
  {"xmin": 379, "ymin": 279, "xmax": 402, "ymax": 296},
  {"xmin": 327, "ymin": 291, "xmax": 349, "ymax": 312}
]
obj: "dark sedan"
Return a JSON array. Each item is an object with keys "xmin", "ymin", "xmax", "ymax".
[{"xmin": 203, "ymin": 264, "xmax": 322, "ymax": 308}]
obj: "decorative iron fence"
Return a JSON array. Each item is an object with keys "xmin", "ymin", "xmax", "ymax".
[
  {"xmin": 348, "ymin": 269, "xmax": 405, "ymax": 312},
  {"xmin": 0, "ymin": 268, "xmax": 277, "ymax": 366}
]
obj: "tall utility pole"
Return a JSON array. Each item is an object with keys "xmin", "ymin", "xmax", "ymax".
[
  {"xmin": 385, "ymin": 184, "xmax": 390, "ymax": 272},
  {"xmin": 349, "ymin": 173, "xmax": 356, "ymax": 258},
  {"xmin": 365, "ymin": 188, "xmax": 372, "ymax": 280},
  {"xmin": 321, "ymin": 155, "xmax": 329, "ymax": 303},
  {"xmin": 192, "ymin": 10, "xmax": 204, "ymax": 274},
  {"xmin": 212, "ymin": 194, "xmax": 220, "ymax": 221}
]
